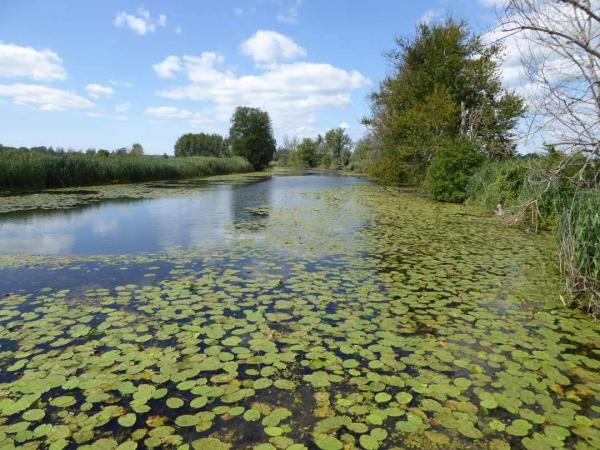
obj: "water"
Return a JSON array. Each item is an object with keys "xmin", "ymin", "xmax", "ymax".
[
  {"xmin": 0, "ymin": 172, "xmax": 365, "ymax": 255},
  {"xmin": 0, "ymin": 171, "xmax": 598, "ymax": 450}
]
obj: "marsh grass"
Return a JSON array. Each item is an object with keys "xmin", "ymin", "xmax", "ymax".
[
  {"xmin": 558, "ymin": 189, "xmax": 600, "ymax": 315},
  {"xmin": 0, "ymin": 150, "xmax": 254, "ymax": 190},
  {"xmin": 467, "ymin": 156, "xmax": 599, "ymax": 314}
]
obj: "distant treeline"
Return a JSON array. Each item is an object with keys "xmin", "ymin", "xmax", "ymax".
[
  {"xmin": 1, "ymin": 106, "xmax": 278, "ymax": 190},
  {"xmin": 173, "ymin": 106, "xmax": 276, "ymax": 171},
  {"xmin": 273, "ymin": 127, "xmax": 353, "ymax": 170},
  {"xmin": 0, "ymin": 143, "xmax": 147, "ymax": 157}
]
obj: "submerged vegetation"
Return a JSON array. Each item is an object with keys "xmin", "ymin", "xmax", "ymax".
[
  {"xmin": 0, "ymin": 148, "xmax": 254, "ymax": 190},
  {"xmin": 0, "ymin": 179, "xmax": 598, "ymax": 449}
]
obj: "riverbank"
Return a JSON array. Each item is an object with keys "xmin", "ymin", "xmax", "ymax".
[{"xmin": 0, "ymin": 150, "xmax": 254, "ymax": 191}]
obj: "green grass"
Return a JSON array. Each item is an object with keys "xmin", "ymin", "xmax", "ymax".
[{"xmin": 0, "ymin": 151, "xmax": 254, "ymax": 190}]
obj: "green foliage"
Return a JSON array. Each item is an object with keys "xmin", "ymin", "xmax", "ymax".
[
  {"xmin": 466, "ymin": 158, "xmax": 531, "ymax": 212},
  {"xmin": 365, "ymin": 19, "xmax": 524, "ymax": 184},
  {"xmin": 130, "ymin": 143, "xmax": 144, "ymax": 156},
  {"xmin": 274, "ymin": 128, "xmax": 353, "ymax": 170},
  {"xmin": 295, "ymin": 138, "xmax": 319, "ymax": 168},
  {"xmin": 557, "ymin": 189, "xmax": 600, "ymax": 311},
  {"xmin": 322, "ymin": 128, "xmax": 352, "ymax": 169},
  {"xmin": 229, "ymin": 107, "xmax": 276, "ymax": 170},
  {"xmin": 426, "ymin": 139, "xmax": 485, "ymax": 203},
  {"xmin": 0, "ymin": 150, "xmax": 253, "ymax": 190},
  {"xmin": 174, "ymin": 133, "xmax": 228, "ymax": 157}
]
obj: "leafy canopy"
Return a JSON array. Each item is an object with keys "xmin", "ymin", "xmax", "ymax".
[
  {"xmin": 174, "ymin": 133, "xmax": 228, "ymax": 157},
  {"xmin": 365, "ymin": 19, "xmax": 524, "ymax": 184},
  {"xmin": 229, "ymin": 107, "xmax": 276, "ymax": 170}
]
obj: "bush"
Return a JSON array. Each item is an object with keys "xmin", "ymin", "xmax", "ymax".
[
  {"xmin": 426, "ymin": 139, "xmax": 485, "ymax": 203},
  {"xmin": 465, "ymin": 158, "xmax": 530, "ymax": 212},
  {"xmin": 557, "ymin": 189, "xmax": 600, "ymax": 313}
]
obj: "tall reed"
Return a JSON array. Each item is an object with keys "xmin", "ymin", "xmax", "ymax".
[{"xmin": 0, "ymin": 151, "xmax": 254, "ymax": 190}]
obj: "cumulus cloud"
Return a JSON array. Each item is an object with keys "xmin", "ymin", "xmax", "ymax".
[
  {"xmin": 85, "ymin": 83, "xmax": 114, "ymax": 99},
  {"xmin": 114, "ymin": 8, "xmax": 167, "ymax": 35},
  {"xmin": 153, "ymin": 45, "xmax": 369, "ymax": 136},
  {"xmin": 153, "ymin": 55, "xmax": 182, "ymax": 79},
  {"xmin": 0, "ymin": 43, "xmax": 67, "ymax": 81},
  {"xmin": 241, "ymin": 30, "xmax": 306, "ymax": 65},
  {"xmin": 0, "ymin": 83, "xmax": 94, "ymax": 111}
]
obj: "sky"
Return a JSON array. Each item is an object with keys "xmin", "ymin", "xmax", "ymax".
[{"xmin": 0, "ymin": 0, "xmax": 505, "ymax": 155}]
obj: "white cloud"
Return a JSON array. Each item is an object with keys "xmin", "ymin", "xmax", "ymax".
[
  {"xmin": 115, "ymin": 101, "xmax": 131, "ymax": 113},
  {"xmin": 0, "ymin": 43, "xmax": 67, "ymax": 81},
  {"xmin": 115, "ymin": 115, "xmax": 128, "ymax": 121},
  {"xmin": 153, "ymin": 55, "xmax": 182, "ymax": 79},
  {"xmin": 175, "ymin": 26, "xmax": 183, "ymax": 35},
  {"xmin": 241, "ymin": 30, "xmax": 306, "ymax": 65},
  {"xmin": 145, "ymin": 106, "xmax": 194, "ymax": 119},
  {"xmin": 85, "ymin": 83, "xmax": 114, "ymax": 99},
  {"xmin": 154, "ymin": 47, "xmax": 369, "ymax": 136},
  {"xmin": 339, "ymin": 122, "xmax": 350, "ymax": 130},
  {"xmin": 0, "ymin": 83, "xmax": 94, "ymax": 111},
  {"xmin": 234, "ymin": 8, "xmax": 244, "ymax": 16},
  {"xmin": 114, "ymin": 8, "xmax": 167, "ymax": 35},
  {"xmin": 277, "ymin": 0, "xmax": 302, "ymax": 24}
]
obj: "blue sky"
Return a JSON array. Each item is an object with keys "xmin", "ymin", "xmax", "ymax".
[{"xmin": 0, "ymin": 0, "xmax": 501, "ymax": 154}]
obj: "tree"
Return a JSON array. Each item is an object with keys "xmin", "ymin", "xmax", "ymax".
[
  {"xmin": 426, "ymin": 138, "xmax": 485, "ymax": 203},
  {"xmin": 497, "ymin": 0, "xmax": 599, "ymax": 183},
  {"xmin": 130, "ymin": 143, "xmax": 144, "ymax": 156},
  {"xmin": 229, "ymin": 107, "xmax": 276, "ymax": 170},
  {"xmin": 174, "ymin": 133, "xmax": 228, "ymax": 157},
  {"xmin": 365, "ymin": 19, "xmax": 524, "ymax": 183},
  {"xmin": 275, "ymin": 135, "xmax": 299, "ymax": 166},
  {"xmin": 323, "ymin": 128, "xmax": 352, "ymax": 169},
  {"xmin": 296, "ymin": 138, "xmax": 320, "ymax": 167}
]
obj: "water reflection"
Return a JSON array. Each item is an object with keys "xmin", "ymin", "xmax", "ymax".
[{"xmin": 0, "ymin": 173, "xmax": 365, "ymax": 255}]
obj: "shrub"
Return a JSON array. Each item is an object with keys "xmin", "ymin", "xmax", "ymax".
[
  {"xmin": 426, "ymin": 139, "xmax": 485, "ymax": 203},
  {"xmin": 465, "ymin": 157, "xmax": 531, "ymax": 212}
]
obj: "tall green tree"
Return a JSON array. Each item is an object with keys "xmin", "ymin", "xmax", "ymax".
[
  {"xmin": 296, "ymin": 138, "xmax": 319, "ymax": 168},
  {"xmin": 323, "ymin": 128, "xmax": 352, "ymax": 169},
  {"xmin": 130, "ymin": 143, "xmax": 144, "ymax": 156},
  {"xmin": 365, "ymin": 19, "xmax": 524, "ymax": 184},
  {"xmin": 229, "ymin": 107, "xmax": 276, "ymax": 170}
]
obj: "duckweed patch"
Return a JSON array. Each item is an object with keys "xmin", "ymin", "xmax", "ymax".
[{"xmin": 0, "ymin": 179, "xmax": 599, "ymax": 449}]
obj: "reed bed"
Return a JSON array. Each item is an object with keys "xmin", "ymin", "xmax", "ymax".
[{"xmin": 0, "ymin": 151, "xmax": 254, "ymax": 190}]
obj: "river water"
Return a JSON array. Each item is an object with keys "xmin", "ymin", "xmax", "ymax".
[{"xmin": 0, "ymin": 171, "xmax": 598, "ymax": 450}]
